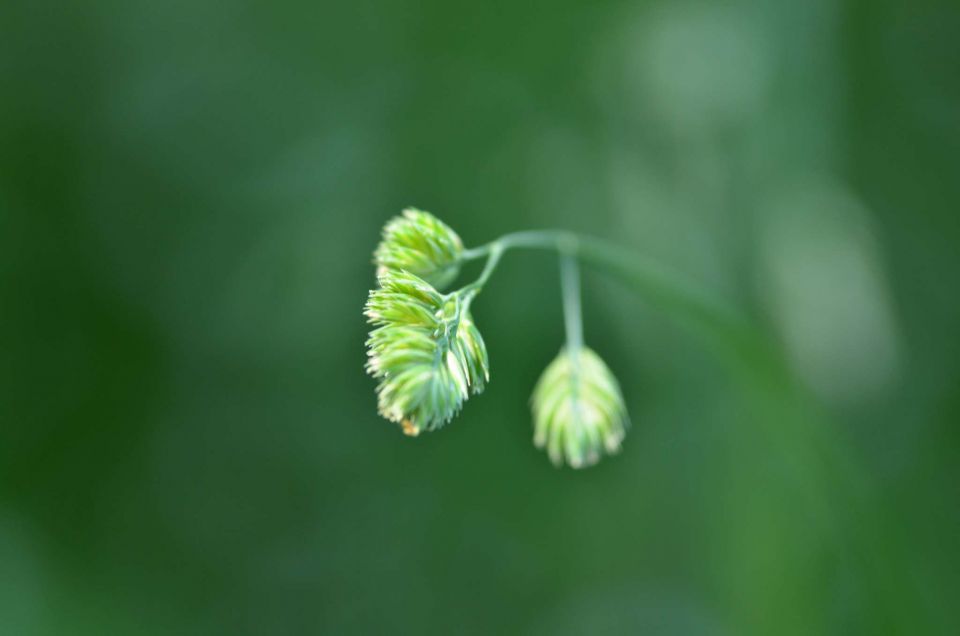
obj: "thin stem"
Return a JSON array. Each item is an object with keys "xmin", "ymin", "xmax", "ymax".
[
  {"xmin": 455, "ymin": 242, "xmax": 504, "ymax": 309},
  {"xmin": 462, "ymin": 230, "xmax": 576, "ymax": 260},
  {"xmin": 460, "ymin": 229, "xmax": 748, "ymax": 352},
  {"xmin": 560, "ymin": 253, "xmax": 583, "ymax": 357}
]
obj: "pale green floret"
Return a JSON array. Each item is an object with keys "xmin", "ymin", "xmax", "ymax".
[
  {"xmin": 365, "ymin": 269, "xmax": 445, "ymax": 327},
  {"xmin": 531, "ymin": 347, "xmax": 629, "ymax": 468},
  {"xmin": 453, "ymin": 313, "xmax": 489, "ymax": 394},
  {"xmin": 374, "ymin": 208, "xmax": 464, "ymax": 290},
  {"xmin": 364, "ymin": 269, "xmax": 489, "ymax": 436}
]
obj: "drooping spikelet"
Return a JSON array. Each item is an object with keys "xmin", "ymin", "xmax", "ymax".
[
  {"xmin": 531, "ymin": 347, "xmax": 628, "ymax": 468},
  {"xmin": 374, "ymin": 208, "xmax": 464, "ymax": 290},
  {"xmin": 365, "ymin": 270, "xmax": 489, "ymax": 436}
]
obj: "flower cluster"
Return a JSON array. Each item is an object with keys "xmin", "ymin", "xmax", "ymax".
[
  {"xmin": 365, "ymin": 212, "xmax": 488, "ymax": 436},
  {"xmin": 374, "ymin": 208, "xmax": 464, "ymax": 289},
  {"xmin": 531, "ymin": 347, "xmax": 629, "ymax": 468},
  {"xmin": 366, "ymin": 208, "xmax": 631, "ymax": 468}
]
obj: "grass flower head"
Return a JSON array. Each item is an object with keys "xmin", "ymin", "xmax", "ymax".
[
  {"xmin": 365, "ymin": 269, "xmax": 489, "ymax": 436},
  {"xmin": 374, "ymin": 208, "xmax": 464, "ymax": 289},
  {"xmin": 531, "ymin": 346, "xmax": 629, "ymax": 468}
]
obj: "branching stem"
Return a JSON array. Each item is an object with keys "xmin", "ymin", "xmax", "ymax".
[{"xmin": 458, "ymin": 230, "xmax": 750, "ymax": 354}]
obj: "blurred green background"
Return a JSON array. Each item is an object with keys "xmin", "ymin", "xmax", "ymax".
[{"xmin": 2, "ymin": 0, "xmax": 959, "ymax": 633}]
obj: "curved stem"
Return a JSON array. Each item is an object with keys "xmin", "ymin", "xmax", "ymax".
[
  {"xmin": 457, "ymin": 243, "xmax": 504, "ymax": 307},
  {"xmin": 462, "ymin": 230, "xmax": 576, "ymax": 259},
  {"xmin": 460, "ymin": 230, "xmax": 750, "ymax": 355}
]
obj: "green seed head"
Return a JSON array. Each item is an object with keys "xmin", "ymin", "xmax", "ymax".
[
  {"xmin": 531, "ymin": 347, "xmax": 629, "ymax": 468},
  {"xmin": 374, "ymin": 208, "xmax": 464, "ymax": 290},
  {"xmin": 365, "ymin": 270, "xmax": 489, "ymax": 436}
]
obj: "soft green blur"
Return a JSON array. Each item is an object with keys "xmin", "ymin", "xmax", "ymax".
[{"xmin": 2, "ymin": 0, "xmax": 959, "ymax": 634}]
